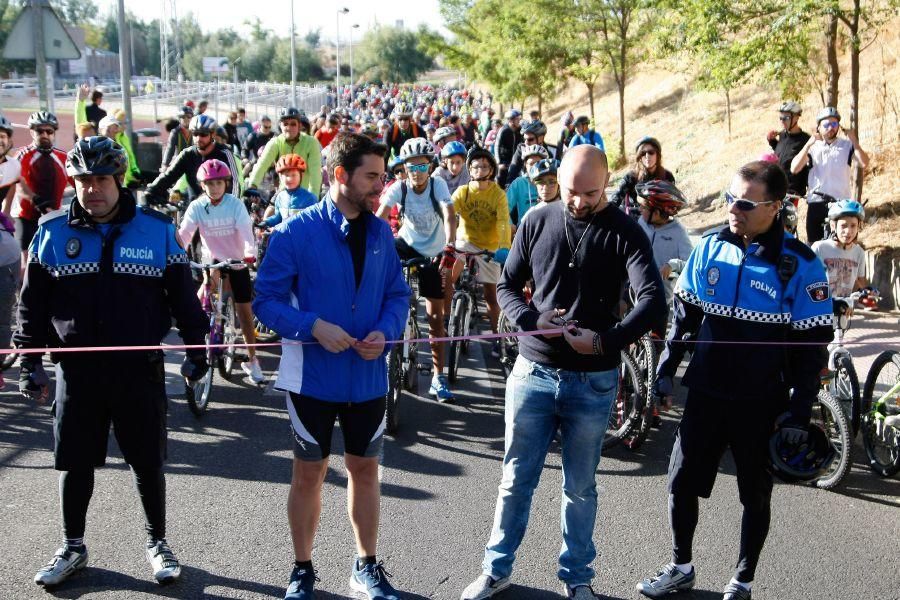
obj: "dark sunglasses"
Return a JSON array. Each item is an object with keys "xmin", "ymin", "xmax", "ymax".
[
  {"xmin": 524, "ymin": 136, "xmax": 537, "ymax": 143},
  {"xmin": 192, "ymin": 131, "xmax": 211, "ymax": 138},
  {"xmin": 779, "ymin": 115, "xmax": 793, "ymax": 122},
  {"xmin": 35, "ymin": 128, "xmax": 55, "ymax": 136},
  {"xmin": 725, "ymin": 191, "xmax": 776, "ymax": 211},
  {"xmin": 638, "ymin": 149, "xmax": 657, "ymax": 157}
]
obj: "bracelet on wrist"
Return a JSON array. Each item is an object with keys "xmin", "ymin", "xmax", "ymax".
[{"xmin": 592, "ymin": 332, "xmax": 602, "ymax": 356}]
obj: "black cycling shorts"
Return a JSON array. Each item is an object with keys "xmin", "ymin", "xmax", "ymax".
[
  {"xmin": 394, "ymin": 237, "xmax": 443, "ymax": 300},
  {"xmin": 52, "ymin": 353, "xmax": 169, "ymax": 471},
  {"xmin": 14, "ymin": 218, "xmax": 37, "ymax": 252},
  {"xmin": 226, "ymin": 266, "xmax": 253, "ymax": 304},
  {"xmin": 287, "ymin": 392, "xmax": 385, "ymax": 461}
]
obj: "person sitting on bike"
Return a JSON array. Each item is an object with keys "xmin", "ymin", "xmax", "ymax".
[
  {"xmin": 518, "ymin": 158, "xmax": 560, "ymax": 223},
  {"xmin": 506, "ymin": 119, "xmax": 554, "ymax": 183},
  {"xmin": 163, "ymin": 106, "xmax": 194, "ymax": 170},
  {"xmin": 375, "ymin": 137, "xmax": 458, "ymax": 402},
  {"xmin": 567, "ymin": 115, "xmax": 605, "ymax": 151},
  {"xmin": 242, "ymin": 115, "xmax": 275, "ymax": 164},
  {"xmin": 433, "ymin": 140, "xmax": 470, "ymax": 195},
  {"xmin": 261, "ymin": 154, "xmax": 319, "ymax": 228},
  {"xmin": 451, "ymin": 147, "xmax": 511, "ymax": 358},
  {"xmin": 247, "ymin": 107, "xmax": 322, "ymax": 198},
  {"xmin": 811, "ymin": 199, "xmax": 874, "ymax": 317},
  {"xmin": 177, "ymin": 158, "xmax": 264, "ymax": 384},
  {"xmin": 790, "ymin": 107, "xmax": 870, "ymax": 244},
  {"xmin": 386, "ymin": 103, "xmax": 424, "ymax": 158},
  {"xmin": 610, "ymin": 136, "xmax": 675, "ymax": 215},
  {"xmin": 506, "ymin": 144, "xmax": 549, "ymax": 233},
  {"xmin": 433, "ymin": 125, "xmax": 458, "ymax": 155}
]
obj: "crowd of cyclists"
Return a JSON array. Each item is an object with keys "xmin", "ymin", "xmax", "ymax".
[{"xmin": 0, "ymin": 79, "xmax": 883, "ymax": 600}]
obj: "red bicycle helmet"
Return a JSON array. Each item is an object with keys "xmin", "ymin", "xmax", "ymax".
[
  {"xmin": 275, "ymin": 153, "xmax": 308, "ymax": 174},
  {"xmin": 196, "ymin": 158, "xmax": 232, "ymax": 182},
  {"xmin": 635, "ymin": 180, "xmax": 687, "ymax": 216}
]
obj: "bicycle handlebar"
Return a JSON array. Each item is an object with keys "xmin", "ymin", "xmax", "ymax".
[{"xmin": 189, "ymin": 257, "xmax": 255, "ymax": 270}]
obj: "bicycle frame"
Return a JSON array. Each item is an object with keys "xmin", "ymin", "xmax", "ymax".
[{"xmin": 871, "ymin": 378, "xmax": 900, "ymax": 433}]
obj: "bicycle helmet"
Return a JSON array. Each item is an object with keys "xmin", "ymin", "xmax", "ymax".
[
  {"xmin": 398, "ymin": 138, "xmax": 436, "ymax": 162},
  {"xmin": 527, "ymin": 158, "xmax": 557, "ymax": 182},
  {"xmin": 189, "ymin": 114, "xmax": 217, "ymax": 134},
  {"xmin": 66, "ymin": 136, "xmax": 128, "ymax": 177},
  {"xmin": 28, "ymin": 111, "xmax": 59, "ymax": 130},
  {"xmin": 360, "ymin": 122, "xmax": 378, "ymax": 137},
  {"xmin": 769, "ymin": 420, "xmax": 836, "ymax": 483},
  {"xmin": 816, "ymin": 107, "xmax": 841, "ymax": 123},
  {"xmin": 389, "ymin": 155, "xmax": 406, "ymax": 173},
  {"xmin": 0, "ymin": 114, "xmax": 13, "ymax": 136},
  {"xmin": 635, "ymin": 136, "xmax": 661, "ymax": 154},
  {"xmin": 560, "ymin": 111, "xmax": 575, "ymax": 126},
  {"xmin": 215, "ymin": 126, "xmax": 228, "ymax": 140},
  {"xmin": 279, "ymin": 107, "xmax": 303, "ymax": 122},
  {"xmin": 98, "ymin": 115, "xmax": 120, "ymax": 133},
  {"xmin": 466, "ymin": 146, "xmax": 498, "ymax": 179},
  {"xmin": 828, "ymin": 199, "xmax": 865, "ymax": 221},
  {"xmin": 299, "ymin": 113, "xmax": 311, "ymax": 130},
  {"xmin": 275, "ymin": 153, "xmax": 308, "ymax": 174},
  {"xmin": 440, "ymin": 140, "xmax": 467, "ymax": 159},
  {"xmin": 520, "ymin": 144, "xmax": 550, "ymax": 162},
  {"xmin": 778, "ymin": 101, "xmax": 802, "ymax": 115},
  {"xmin": 574, "ymin": 115, "xmax": 591, "ymax": 127},
  {"xmin": 522, "ymin": 120, "xmax": 547, "ymax": 137},
  {"xmin": 780, "ymin": 198, "xmax": 798, "ymax": 234},
  {"xmin": 635, "ymin": 180, "xmax": 688, "ymax": 216},
  {"xmin": 196, "ymin": 158, "xmax": 232, "ymax": 182},
  {"xmin": 504, "ymin": 109, "xmax": 522, "ymax": 120},
  {"xmin": 434, "ymin": 126, "xmax": 456, "ymax": 143},
  {"xmin": 394, "ymin": 103, "xmax": 412, "ymax": 118},
  {"xmin": 177, "ymin": 106, "xmax": 194, "ymax": 119}
]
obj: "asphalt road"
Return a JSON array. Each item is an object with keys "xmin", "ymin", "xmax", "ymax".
[{"xmin": 1, "ymin": 311, "xmax": 898, "ymax": 600}]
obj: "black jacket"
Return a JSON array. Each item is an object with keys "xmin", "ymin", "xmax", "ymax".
[
  {"xmin": 145, "ymin": 143, "xmax": 241, "ymax": 202},
  {"xmin": 85, "ymin": 103, "xmax": 107, "ymax": 130},
  {"xmin": 769, "ymin": 129, "xmax": 812, "ymax": 195}
]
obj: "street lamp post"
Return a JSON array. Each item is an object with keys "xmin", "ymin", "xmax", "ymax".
[
  {"xmin": 290, "ymin": 0, "xmax": 297, "ymax": 107},
  {"xmin": 350, "ymin": 23, "xmax": 359, "ymax": 96},
  {"xmin": 335, "ymin": 7, "xmax": 349, "ymax": 104}
]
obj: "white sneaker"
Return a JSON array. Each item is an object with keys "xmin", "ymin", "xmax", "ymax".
[
  {"xmin": 242, "ymin": 357, "xmax": 265, "ymax": 383},
  {"xmin": 460, "ymin": 574, "xmax": 511, "ymax": 600},
  {"xmin": 564, "ymin": 583, "xmax": 599, "ymax": 599},
  {"xmin": 34, "ymin": 546, "xmax": 88, "ymax": 586},
  {"xmin": 146, "ymin": 539, "xmax": 181, "ymax": 584}
]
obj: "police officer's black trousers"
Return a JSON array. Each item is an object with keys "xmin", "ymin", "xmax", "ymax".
[
  {"xmin": 61, "ymin": 466, "xmax": 166, "ymax": 541},
  {"xmin": 667, "ymin": 389, "xmax": 779, "ymax": 583}
]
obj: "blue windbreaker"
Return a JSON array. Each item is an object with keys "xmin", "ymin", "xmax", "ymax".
[
  {"xmin": 263, "ymin": 187, "xmax": 319, "ymax": 227},
  {"xmin": 253, "ymin": 196, "xmax": 411, "ymax": 403}
]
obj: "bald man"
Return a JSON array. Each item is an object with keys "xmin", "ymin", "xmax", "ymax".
[{"xmin": 461, "ymin": 145, "xmax": 666, "ymax": 600}]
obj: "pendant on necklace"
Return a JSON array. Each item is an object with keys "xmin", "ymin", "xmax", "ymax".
[{"xmin": 568, "ymin": 261, "xmax": 576, "ymax": 269}]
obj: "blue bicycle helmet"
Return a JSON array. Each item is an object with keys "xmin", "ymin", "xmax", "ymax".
[
  {"xmin": 440, "ymin": 141, "xmax": 467, "ymax": 159},
  {"xmin": 527, "ymin": 158, "xmax": 557, "ymax": 182},
  {"xmin": 827, "ymin": 199, "xmax": 865, "ymax": 221},
  {"xmin": 769, "ymin": 418, "xmax": 836, "ymax": 483}
]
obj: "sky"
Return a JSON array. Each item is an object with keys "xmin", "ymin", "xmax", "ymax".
[{"xmin": 101, "ymin": 0, "xmax": 447, "ymax": 39}]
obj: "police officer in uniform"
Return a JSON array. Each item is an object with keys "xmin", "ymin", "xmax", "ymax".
[
  {"xmin": 635, "ymin": 161, "xmax": 833, "ymax": 600},
  {"xmin": 16, "ymin": 137, "xmax": 209, "ymax": 588}
]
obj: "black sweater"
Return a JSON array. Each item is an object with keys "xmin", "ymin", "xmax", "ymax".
[
  {"xmin": 498, "ymin": 201, "xmax": 666, "ymax": 371},
  {"xmin": 769, "ymin": 129, "xmax": 811, "ymax": 194}
]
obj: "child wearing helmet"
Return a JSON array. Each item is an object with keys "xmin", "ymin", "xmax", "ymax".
[
  {"xmin": 811, "ymin": 200, "xmax": 873, "ymax": 308},
  {"xmin": 519, "ymin": 158, "xmax": 560, "ymax": 225},
  {"xmin": 433, "ymin": 141, "xmax": 470, "ymax": 194},
  {"xmin": 178, "ymin": 158, "xmax": 264, "ymax": 383},
  {"xmin": 261, "ymin": 154, "xmax": 318, "ymax": 228},
  {"xmin": 506, "ymin": 144, "xmax": 550, "ymax": 232}
]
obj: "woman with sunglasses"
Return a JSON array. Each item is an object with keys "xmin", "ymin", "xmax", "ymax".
[{"xmin": 610, "ymin": 136, "xmax": 675, "ymax": 218}]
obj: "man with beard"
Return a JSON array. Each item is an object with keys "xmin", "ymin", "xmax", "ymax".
[
  {"xmin": 385, "ymin": 103, "xmax": 423, "ymax": 158},
  {"xmin": 14, "ymin": 112, "xmax": 73, "ymax": 269},
  {"xmin": 253, "ymin": 133, "xmax": 410, "ymax": 600},
  {"xmin": 144, "ymin": 114, "xmax": 241, "ymax": 204}
]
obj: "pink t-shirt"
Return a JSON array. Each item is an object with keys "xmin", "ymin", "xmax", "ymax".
[{"xmin": 178, "ymin": 193, "xmax": 256, "ymax": 263}]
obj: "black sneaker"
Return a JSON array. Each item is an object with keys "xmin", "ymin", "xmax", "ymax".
[{"xmin": 285, "ymin": 564, "xmax": 318, "ymax": 599}]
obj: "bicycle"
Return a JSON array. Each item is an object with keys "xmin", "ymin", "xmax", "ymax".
[
  {"xmin": 385, "ymin": 257, "xmax": 430, "ymax": 435},
  {"xmin": 861, "ymin": 350, "xmax": 900, "ymax": 477},
  {"xmin": 447, "ymin": 249, "xmax": 492, "ymax": 383},
  {"xmin": 497, "ymin": 283, "xmax": 532, "ymax": 379},
  {"xmin": 603, "ymin": 350, "xmax": 647, "ymax": 450},
  {"xmin": 184, "ymin": 258, "xmax": 252, "ymax": 417},
  {"xmin": 811, "ymin": 388, "xmax": 852, "ymax": 490}
]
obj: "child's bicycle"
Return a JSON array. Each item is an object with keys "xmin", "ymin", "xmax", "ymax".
[
  {"xmin": 185, "ymin": 258, "xmax": 254, "ymax": 417},
  {"xmin": 447, "ymin": 249, "xmax": 493, "ymax": 383},
  {"xmin": 861, "ymin": 350, "xmax": 900, "ymax": 477}
]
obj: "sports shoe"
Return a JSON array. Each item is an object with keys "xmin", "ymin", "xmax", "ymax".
[
  {"xmin": 428, "ymin": 375, "xmax": 454, "ymax": 402},
  {"xmin": 564, "ymin": 583, "xmax": 599, "ymax": 599},
  {"xmin": 242, "ymin": 357, "xmax": 265, "ymax": 383},
  {"xmin": 146, "ymin": 539, "xmax": 181, "ymax": 584},
  {"xmin": 722, "ymin": 582, "xmax": 752, "ymax": 600},
  {"xmin": 460, "ymin": 574, "xmax": 511, "ymax": 600},
  {"xmin": 636, "ymin": 563, "xmax": 695, "ymax": 598},
  {"xmin": 490, "ymin": 341, "xmax": 501, "ymax": 358},
  {"xmin": 349, "ymin": 559, "xmax": 401, "ymax": 600},
  {"xmin": 285, "ymin": 564, "xmax": 319, "ymax": 599},
  {"xmin": 34, "ymin": 545, "xmax": 88, "ymax": 586}
]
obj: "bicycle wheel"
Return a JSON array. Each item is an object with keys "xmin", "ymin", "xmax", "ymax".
[
  {"xmin": 186, "ymin": 334, "xmax": 215, "ymax": 417},
  {"xmin": 447, "ymin": 295, "xmax": 467, "ymax": 383},
  {"xmin": 603, "ymin": 351, "xmax": 645, "ymax": 450},
  {"xmin": 219, "ymin": 295, "xmax": 238, "ymax": 380},
  {"xmin": 861, "ymin": 351, "xmax": 900, "ymax": 477},
  {"xmin": 402, "ymin": 313, "xmax": 419, "ymax": 393},
  {"xmin": 461, "ymin": 292, "xmax": 475, "ymax": 355},
  {"xmin": 631, "ymin": 336, "xmax": 658, "ymax": 394},
  {"xmin": 386, "ymin": 347, "xmax": 403, "ymax": 435},
  {"xmin": 497, "ymin": 312, "xmax": 519, "ymax": 379},
  {"xmin": 829, "ymin": 355, "xmax": 861, "ymax": 437},
  {"xmin": 812, "ymin": 389, "xmax": 852, "ymax": 490}
]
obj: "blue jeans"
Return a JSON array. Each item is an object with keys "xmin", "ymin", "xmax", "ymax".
[{"xmin": 481, "ymin": 355, "xmax": 617, "ymax": 586}]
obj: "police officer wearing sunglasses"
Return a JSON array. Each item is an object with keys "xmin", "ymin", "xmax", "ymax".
[
  {"xmin": 635, "ymin": 161, "xmax": 833, "ymax": 600},
  {"xmin": 789, "ymin": 106, "xmax": 869, "ymax": 243}
]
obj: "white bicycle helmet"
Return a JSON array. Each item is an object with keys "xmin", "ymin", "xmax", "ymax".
[
  {"xmin": 399, "ymin": 138, "xmax": 436, "ymax": 162},
  {"xmin": 520, "ymin": 144, "xmax": 549, "ymax": 162},
  {"xmin": 778, "ymin": 101, "xmax": 802, "ymax": 115}
]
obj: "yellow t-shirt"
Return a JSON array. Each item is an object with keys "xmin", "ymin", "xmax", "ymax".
[{"xmin": 452, "ymin": 181, "xmax": 511, "ymax": 251}]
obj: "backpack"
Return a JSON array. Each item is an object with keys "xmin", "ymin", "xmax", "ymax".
[{"xmin": 398, "ymin": 179, "xmax": 443, "ymax": 222}]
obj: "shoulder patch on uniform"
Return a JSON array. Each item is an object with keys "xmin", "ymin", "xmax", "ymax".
[
  {"xmin": 784, "ymin": 237, "xmax": 816, "ymax": 261},
  {"xmin": 806, "ymin": 282, "xmax": 830, "ymax": 303},
  {"xmin": 37, "ymin": 208, "xmax": 67, "ymax": 225},
  {"xmin": 140, "ymin": 206, "xmax": 174, "ymax": 223}
]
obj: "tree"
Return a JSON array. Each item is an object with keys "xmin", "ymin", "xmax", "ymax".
[
  {"xmin": 558, "ymin": 0, "xmax": 606, "ymax": 121},
  {"xmin": 51, "ymin": 0, "xmax": 98, "ymax": 24},
  {"xmin": 304, "ymin": 28, "xmax": 321, "ymax": 48},
  {"xmin": 355, "ymin": 25, "xmax": 437, "ymax": 83}
]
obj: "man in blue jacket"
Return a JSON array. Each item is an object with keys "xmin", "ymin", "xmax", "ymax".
[{"xmin": 253, "ymin": 132, "xmax": 410, "ymax": 600}]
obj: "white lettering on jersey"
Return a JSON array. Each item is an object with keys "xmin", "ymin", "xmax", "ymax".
[
  {"xmin": 120, "ymin": 247, "xmax": 154, "ymax": 260},
  {"xmin": 750, "ymin": 279, "xmax": 777, "ymax": 300}
]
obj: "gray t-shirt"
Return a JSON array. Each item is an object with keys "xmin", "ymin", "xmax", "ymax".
[
  {"xmin": 382, "ymin": 177, "xmax": 453, "ymax": 258},
  {"xmin": 812, "ymin": 239, "xmax": 866, "ymax": 298}
]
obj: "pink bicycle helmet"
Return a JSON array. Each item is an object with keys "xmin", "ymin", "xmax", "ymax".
[{"xmin": 196, "ymin": 158, "xmax": 231, "ymax": 182}]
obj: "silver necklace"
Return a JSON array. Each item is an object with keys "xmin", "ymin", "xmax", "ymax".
[{"xmin": 563, "ymin": 203, "xmax": 597, "ymax": 269}]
